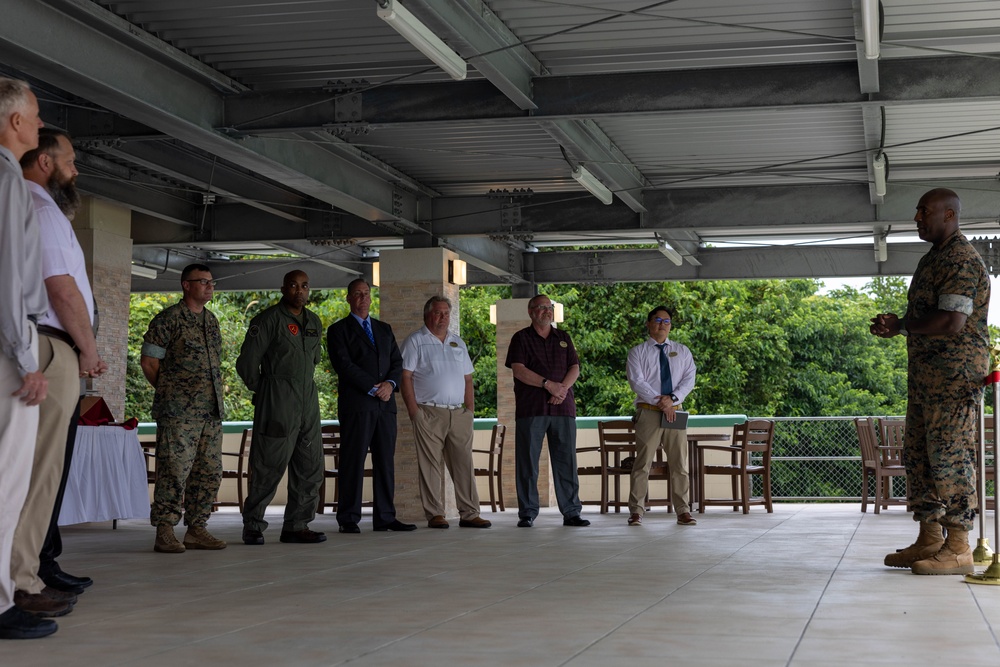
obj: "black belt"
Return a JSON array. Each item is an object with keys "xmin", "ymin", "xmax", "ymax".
[{"xmin": 37, "ymin": 325, "xmax": 79, "ymax": 353}]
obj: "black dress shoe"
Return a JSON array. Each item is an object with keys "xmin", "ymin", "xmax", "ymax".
[
  {"xmin": 0, "ymin": 606, "xmax": 57, "ymax": 639},
  {"xmin": 41, "ymin": 570, "xmax": 92, "ymax": 592},
  {"xmin": 373, "ymin": 520, "xmax": 417, "ymax": 532},
  {"xmin": 517, "ymin": 517, "xmax": 534, "ymax": 527},
  {"xmin": 339, "ymin": 523, "xmax": 361, "ymax": 534},
  {"xmin": 279, "ymin": 529, "xmax": 327, "ymax": 543},
  {"xmin": 563, "ymin": 515, "xmax": 591, "ymax": 527},
  {"xmin": 39, "ymin": 572, "xmax": 85, "ymax": 595},
  {"xmin": 242, "ymin": 528, "xmax": 265, "ymax": 545}
]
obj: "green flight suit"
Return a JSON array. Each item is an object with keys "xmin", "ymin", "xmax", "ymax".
[{"xmin": 236, "ymin": 303, "xmax": 324, "ymax": 533}]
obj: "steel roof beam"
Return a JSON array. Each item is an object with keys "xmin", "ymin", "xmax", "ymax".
[
  {"xmin": 529, "ymin": 244, "xmax": 924, "ymax": 285},
  {"xmin": 221, "ymin": 56, "xmax": 1000, "ymax": 132}
]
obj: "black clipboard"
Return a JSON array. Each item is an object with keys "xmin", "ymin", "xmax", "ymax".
[{"xmin": 661, "ymin": 410, "xmax": 689, "ymax": 429}]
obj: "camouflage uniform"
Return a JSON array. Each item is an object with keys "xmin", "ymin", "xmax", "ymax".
[
  {"xmin": 235, "ymin": 303, "xmax": 323, "ymax": 533},
  {"xmin": 141, "ymin": 302, "xmax": 225, "ymax": 528},
  {"xmin": 904, "ymin": 231, "xmax": 990, "ymax": 532}
]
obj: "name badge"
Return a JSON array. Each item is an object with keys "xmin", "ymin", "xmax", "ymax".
[
  {"xmin": 669, "ymin": 351, "xmax": 678, "ymax": 357},
  {"xmin": 449, "ymin": 341, "xmax": 458, "ymax": 347},
  {"xmin": 559, "ymin": 341, "xmax": 568, "ymax": 348}
]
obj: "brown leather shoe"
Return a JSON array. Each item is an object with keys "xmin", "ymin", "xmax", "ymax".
[
  {"xmin": 40, "ymin": 586, "xmax": 78, "ymax": 604},
  {"xmin": 14, "ymin": 590, "xmax": 73, "ymax": 618},
  {"xmin": 428, "ymin": 515, "xmax": 450, "ymax": 529},
  {"xmin": 458, "ymin": 517, "xmax": 492, "ymax": 528},
  {"xmin": 677, "ymin": 512, "xmax": 698, "ymax": 525},
  {"xmin": 628, "ymin": 513, "xmax": 642, "ymax": 526}
]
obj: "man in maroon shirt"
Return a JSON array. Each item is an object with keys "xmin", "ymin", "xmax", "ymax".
[{"xmin": 505, "ymin": 294, "xmax": 589, "ymax": 528}]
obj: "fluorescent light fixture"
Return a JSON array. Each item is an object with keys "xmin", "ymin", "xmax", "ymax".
[
  {"xmin": 862, "ymin": 0, "xmax": 881, "ymax": 60},
  {"xmin": 372, "ymin": 261, "xmax": 380, "ymax": 287},
  {"xmin": 571, "ymin": 165, "xmax": 613, "ymax": 205},
  {"xmin": 553, "ymin": 302, "xmax": 564, "ymax": 323},
  {"xmin": 131, "ymin": 263, "xmax": 157, "ymax": 279},
  {"xmin": 874, "ymin": 229, "xmax": 888, "ymax": 263},
  {"xmin": 654, "ymin": 233, "xmax": 684, "ymax": 266},
  {"xmin": 872, "ymin": 151, "xmax": 887, "ymax": 197},
  {"xmin": 489, "ymin": 304, "xmax": 497, "ymax": 325},
  {"xmin": 377, "ymin": 0, "xmax": 467, "ymax": 81},
  {"xmin": 449, "ymin": 258, "xmax": 467, "ymax": 285}
]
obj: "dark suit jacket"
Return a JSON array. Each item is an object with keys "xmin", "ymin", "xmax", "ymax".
[{"xmin": 327, "ymin": 315, "xmax": 403, "ymax": 414}]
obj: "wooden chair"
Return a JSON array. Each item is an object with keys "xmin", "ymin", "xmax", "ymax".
[
  {"xmin": 697, "ymin": 419, "xmax": 776, "ymax": 514},
  {"xmin": 854, "ymin": 417, "xmax": 906, "ymax": 513},
  {"xmin": 597, "ymin": 419, "xmax": 673, "ymax": 514},
  {"xmin": 139, "ymin": 435, "xmax": 157, "ymax": 490},
  {"xmin": 599, "ymin": 420, "xmax": 636, "ymax": 513},
  {"xmin": 317, "ymin": 424, "xmax": 340, "ymax": 514},
  {"xmin": 577, "ymin": 427, "xmax": 604, "ymax": 508},
  {"xmin": 214, "ymin": 428, "xmax": 251, "ymax": 512},
  {"xmin": 473, "ymin": 423, "xmax": 506, "ymax": 512}
]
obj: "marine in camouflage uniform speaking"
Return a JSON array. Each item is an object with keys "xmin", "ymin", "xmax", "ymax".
[
  {"xmin": 870, "ymin": 188, "xmax": 990, "ymax": 575},
  {"xmin": 236, "ymin": 270, "xmax": 326, "ymax": 546},
  {"xmin": 140, "ymin": 264, "xmax": 227, "ymax": 554}
]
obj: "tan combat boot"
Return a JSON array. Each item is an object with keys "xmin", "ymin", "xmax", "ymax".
[
  {"xmin": 153, "ymin": 525, "xmax": 186, "ymax": 553},
  {"xmin": 884, "ymin": 521, "xmax": 944, "ymax": 568},
  {"xmin": 183, "ymin": 525, "xmax": 227, "ymax": 550},
  {"xmin": 910, "ymin": 527, "xmax": 974, "ymax": 575}
]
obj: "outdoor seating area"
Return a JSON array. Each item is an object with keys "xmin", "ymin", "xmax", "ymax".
[{"xmin": 9, "ymin": 504, "xmax": 999, "ymax": 666}]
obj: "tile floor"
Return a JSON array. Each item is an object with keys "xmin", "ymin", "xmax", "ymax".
[{"xmin": 5, "ymin": 504, "xmax": 1000, "ymax": 667}]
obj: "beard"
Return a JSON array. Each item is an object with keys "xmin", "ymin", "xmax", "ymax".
[{"xmin": 46, "ymin": 172, "xmax": 82, "ymax": 219}]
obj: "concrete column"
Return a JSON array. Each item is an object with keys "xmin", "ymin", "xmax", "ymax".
[
  {"xmin": 72, "ymin": 196, "xmax": 132, "ymax": 421},
  {"xmin": 494, "ymin": 298, "xmax": 555, "ymax": 510},
  {"xmin": 378, "ymin": 248, "xmax": 462, "ymax": 522}
]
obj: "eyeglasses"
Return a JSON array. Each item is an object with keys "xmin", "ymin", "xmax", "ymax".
[
  {"xmin": 185, "ymin": 278, "xmax": 217, "ymax": 286},
  {"xmin": 530, "ymin": 305, "xmax": 555, "ymax": 311},
  {"xmin": 652, "ymin": 317, "xmax": 671, "ymax": 324}
]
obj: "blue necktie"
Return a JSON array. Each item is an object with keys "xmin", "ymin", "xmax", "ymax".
[
  {"xmin": 655, "ymin": 343, "xmax": 672, "ymax": 396},
  {"xmin": 363, "ymin": 319, "xmax": 376, "ymax": 348}
]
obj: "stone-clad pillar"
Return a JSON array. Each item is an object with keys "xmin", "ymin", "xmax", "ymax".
[
  {"xmin": 377, "ymin": 248, "xmax": 462, "ymax": 522},
  {"xmin": 494, "ymin": 298, "xmax": 555, "ymax": 509},
  {"xmin": 72, "ymin": 196, "xmax": 132, "ymax": 421}
]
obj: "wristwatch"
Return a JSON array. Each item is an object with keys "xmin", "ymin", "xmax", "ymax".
[
  {"xmin": 541, "ymin": 379, "xmax": 548, "ymax": 388},
  {"xmin": 670, "ymin": 394, "xmax": 679, "ymax": 403}
]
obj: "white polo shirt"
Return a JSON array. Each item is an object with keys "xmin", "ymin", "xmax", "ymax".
[{"xmin": 400, "ymin": 325, "xmax": 474, "ymax": 406}]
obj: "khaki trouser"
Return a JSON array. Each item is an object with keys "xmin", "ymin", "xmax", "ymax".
[
  {"xmin": 412, "ymin": 405, "xmax": 480, "ymax": 520},
  {"xmin": 11, "ymin": 335, "xmax": 79, "ymax": 594},
  {"xmin": 629, "ymin": 408, "xmax": 690, "ymax": 516},
  {"xmin": 0, "ymin": 324, "xmax": 39, "ymax": 612}
]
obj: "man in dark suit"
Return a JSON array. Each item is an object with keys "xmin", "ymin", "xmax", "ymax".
[{"xmin": 327, "ymin": 279, "xmax": 415, "ymax": 533}]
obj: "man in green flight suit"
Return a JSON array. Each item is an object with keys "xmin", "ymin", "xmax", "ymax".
[
  {"xmin": 140, "ymin": 264, "xmax": 227, "ymax": 554},
  {"xmin": 237, "ymin": 270, "xmax": 326, "ymax": 545}
]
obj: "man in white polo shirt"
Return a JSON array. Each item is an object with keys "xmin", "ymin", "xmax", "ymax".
[{"xmin": 400, "ymin": 296, "xmax": 490, "ymax": 529}]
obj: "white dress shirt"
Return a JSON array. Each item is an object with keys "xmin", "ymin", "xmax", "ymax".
[{"xmin": 626, "ymin": 337, "xmax": 696, "ymax": 407}]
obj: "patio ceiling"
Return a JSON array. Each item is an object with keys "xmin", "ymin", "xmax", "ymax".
[{"xmin": 2, "ymin": 0, "xmax": 1000, "ymax": 290}]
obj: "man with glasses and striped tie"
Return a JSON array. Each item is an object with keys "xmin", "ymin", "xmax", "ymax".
[{"xmin": 625, "ymin": 306, "xmax": 697, "ymax": 527}]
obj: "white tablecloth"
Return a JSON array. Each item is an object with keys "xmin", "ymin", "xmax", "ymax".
[{"xmin": 58, "ymin": 425, "xmax": 151, "ymax": 525}]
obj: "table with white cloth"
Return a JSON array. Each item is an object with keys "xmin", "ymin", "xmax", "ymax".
[{"xmin": 58, "ymin": 425, "xmax": 151, "ymax": 525}]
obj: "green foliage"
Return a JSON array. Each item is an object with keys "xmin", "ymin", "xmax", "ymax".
[
  {"xmin": 126, "ymin": 278, "xmax": 913, "ymax": 422},
  {"xmin": 458, "ymin": 286, "xmax": 510, "ymax": 417}
]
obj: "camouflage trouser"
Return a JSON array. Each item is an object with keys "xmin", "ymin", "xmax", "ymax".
[
  {"xmin": 904, "ymin": 398, "xmax": 978, "ymax": 531},
  {"xmin": 150, "ymin": 417, "xmax": 223, "ymax": 527}
]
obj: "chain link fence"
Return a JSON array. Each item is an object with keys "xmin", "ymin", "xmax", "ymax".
[{"xmin": 751, "ymin": 416, "xmax": 996, "ymax": 502}]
